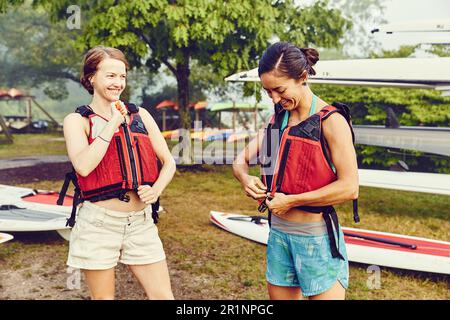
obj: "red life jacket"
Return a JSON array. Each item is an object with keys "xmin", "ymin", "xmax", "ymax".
[
  {"xmin": 259, "ymin": 102, "xmax": 359, "ymax": 260},
  {"xmin": 58, "ymin": 103, "xmax": 161, "ymax": 227}
]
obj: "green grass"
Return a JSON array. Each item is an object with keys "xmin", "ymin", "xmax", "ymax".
[
  {"xmin": 0, "ymin": 133, "xmax": 242, "ymax": 160},
  {"xmin": 0, "ymin": 133, "xmax": 67, "ymax": 159},
  {"xmin": 0, "ymin": 133, "xmax": 448, "ymax": 299},
  {"xmin": 2, "ymin": 166, "xmax": 448, "ymax": 299},
  {"xmin": 160, "ymin": 166, "xmax": 450, "ymax": 299}
]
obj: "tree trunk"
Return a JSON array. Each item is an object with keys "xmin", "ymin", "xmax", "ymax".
[{"xmin": 176, "ymin": 48, "xmax": 191, "ymax": 130}]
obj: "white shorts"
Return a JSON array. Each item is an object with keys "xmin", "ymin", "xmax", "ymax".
[{"xmin": 67, "ymin": 201, "xmax": 166, "ymax": 270}]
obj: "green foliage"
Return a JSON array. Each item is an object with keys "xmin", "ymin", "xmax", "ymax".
[
  {"xmin": 329, "ymin": 0, "xmax": 387, "ymax": 57},
  {"xmin": 0, "ymin": 3, "xmax": 82, "ymax": 99},
  {"xmin": 311, "ymin": 83, "xmax": 450, "ymax": 172},
  {"xmin": 312, "ymin": 85, "xmax": 450, "ymax": 127},
  {"xmin": 369, "ymin": 45, "xmax": 418, "ymax": 58},
  {"xmin": 311, "ymin": 39, "xmax": 450, "ymax": 173},
  {"xmin": 427, "ymin": 44, "xmax": 450, "ymax": 57},
  {"xmin": 14, "ymin": 0, "xmax": 349, "ymax": 129}
]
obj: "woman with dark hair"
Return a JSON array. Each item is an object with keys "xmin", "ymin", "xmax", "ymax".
[
  {"xmin": 62, "ymin": 46, "xmax": 176, "ymax": 299},
  {"xmin": 233, "ymin": 42, "xmax": 359, "ymax": 300}
]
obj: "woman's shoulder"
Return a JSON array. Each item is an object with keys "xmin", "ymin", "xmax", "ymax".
[
  {"xmin": 63, "ymin": 112, "xmax": 89, "ymax": 133},
  {"xmin": 137, "ymin": 106, "xmax": 156, "ymax": 122},
  {"xmin": 64, "ymin": 112, "xmax": 84, "ymax": 122},
  {"xmin": 321, "ymin": 108, "xmax": 353, "ymax": 144}
]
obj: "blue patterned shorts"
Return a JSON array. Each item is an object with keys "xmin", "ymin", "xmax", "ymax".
[{"xmin": 266, "ymin": 226, "xmax": 349, "ymax": 297}]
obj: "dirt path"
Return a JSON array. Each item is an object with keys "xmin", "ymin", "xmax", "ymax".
[{"xmin": 0, "ymin": 160, "xmax": 194, "ymax": 300}]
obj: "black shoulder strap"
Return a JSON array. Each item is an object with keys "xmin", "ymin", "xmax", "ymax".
[
  {"xmin": 330, "ymin": 102, "xmax": 351, "ymax": 121},
  {"xmin": 126, "ymin": 103, "xmax": 139, "ymax": 114},
  {"xmin": 75, "ymin": 103, "xmax": 139, "ymax": 117},
  {"xmin": 322, "ymin": 102, "xmax": 355, "ymax": 144},
  {"xmin": 75, "ymin": 105, "xmax": 94, "ymax": 118}
]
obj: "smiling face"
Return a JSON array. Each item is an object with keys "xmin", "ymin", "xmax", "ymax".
[
  {"xmin": 260, "ymin": 71, "xmax": 308, "ymax": 111},
  {"xmin": 90, "ymin": 58, "xmax": 127, "ymax": 102}
]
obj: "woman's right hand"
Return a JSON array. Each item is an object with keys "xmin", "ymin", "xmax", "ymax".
[
  {"xmin": 110, "ymin": 101, "xmax": 127, "ymax": 127},
  {"xmin": 241, "ymin": 174, "xmax": 267, "ymax": 200}
]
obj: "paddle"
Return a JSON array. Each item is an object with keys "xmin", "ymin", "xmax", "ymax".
[
  {"xmin": 226, "ymin": 216, "xmax": 418, "ymax": 250},
  {"xmin": 343, "ymin": 232, "xmax": 417, "ymax": 250},
  {"xmin": 227, "ymin": 216, "xmax": 267, "ymax": 224}
]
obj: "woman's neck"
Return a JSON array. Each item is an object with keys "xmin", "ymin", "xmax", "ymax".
[
  {"xmin": 89, "ymin": 94, "xmax": 114, "ymax": 117},
  {"xmin": 291, "ymin": 87, "xmax": 313, "ymax": 122}
]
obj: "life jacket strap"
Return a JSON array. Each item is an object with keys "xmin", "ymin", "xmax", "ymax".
[
  {"xmin": 353, "ymin": 199, "xmax": 360, "ymax": 223},
  {"xmin": 151, "ymin": 197, "xmax": 160, "ymax": 224},
  {"xmin": 57, "ymin": 172, "xmax": 73, "ymax": 206},
  {"xmin": 57, "ymin": 168, "xmax": 83, "ymax": 228},
  {"xmin": 66, "ymin": 189, "xmax": 82, "ymax": 228},
  {"xmin": 323, "ymin": 206, "xmax": 345, "ymax": 260}
]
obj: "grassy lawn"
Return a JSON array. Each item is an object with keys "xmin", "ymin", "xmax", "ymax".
[
  {"xmin": 0, "ymin": 133, "xmax": 448, "ymax": 299},
  {"xmin": 0, "ymin": 165, "xmax": 448, "ymax": 300},
  {"xmin": 0, "ymin": 133, "xmax": 66, "ymax": 159},
  {"xmin": 0, "ymin": 133, "xmax": 241, "ymax": 160}
]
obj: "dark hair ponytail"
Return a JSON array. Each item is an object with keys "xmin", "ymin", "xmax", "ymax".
[
  {"xmin": 299, "ymin": 48, "xmax": 319, "ymax": 76},
  {"xmin": 258, "ymin": 42, "xmax": 319, "ymax": 79}
]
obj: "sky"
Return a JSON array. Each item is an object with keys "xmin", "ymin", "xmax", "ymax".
[{"xmin": 297, "ymin": 0, "xmax": 449, "ymax": 51}]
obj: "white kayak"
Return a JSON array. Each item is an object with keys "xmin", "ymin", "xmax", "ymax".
[
  {"xmin": 210, "ymin": 211, "xmax": 450, "ymax": 275},
  {"xmin": 358, "ymin": 169, "xmax": 450, "ymax": 195},
  {"xmin": 0, "ymin": 185, "xmax": 73, "ymax": 240},
  {"xmin": 0, "ymin": 184, "xmax": 163, "ymax": 241},
  {"xmin": 0, "ymin": 232, "xmax": 13, "ymax": 244},
  {"xmin": 0, "ymin": 184, "xmax": 72, "ymax": 215}
]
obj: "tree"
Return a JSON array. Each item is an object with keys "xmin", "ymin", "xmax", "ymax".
[
  {"xmin": 9, "ymin": 0, "xmax": 350, "ymax": 129},
  {"xmin": 0, "ymin": 3, "xmax": 82, "ymax": 99},
  {"xmin": 329, "ymin": 0, "xmax": 387, "ymax": 58}
]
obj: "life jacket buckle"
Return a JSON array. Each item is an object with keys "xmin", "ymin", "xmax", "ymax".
[
  {"xmin": 257, "ymin": 195, "xmax": 273, "ymax": 213},
  {"xmin": 119, "ymin": 192, "xmax": 130, "ymax": 202},
  {"xmin": 258, "ymin": 201, "xmax": 268, "ymax": 213}
]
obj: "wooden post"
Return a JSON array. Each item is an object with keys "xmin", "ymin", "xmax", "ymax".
[
  {"xmin": 232, "ymin": 101, "xmax": 236, "ymax": 131},
  {"xmin": 0, "ymin": 113, "xmax": 13, "ymax": 143},
  {"xmin": 254, "ymin": 105, "xmax": 258, "ymax": 131},
  {"xmin": 27, "ymin": 98, "xmax": 32, "ymax": 132},
  {"xmin": 218, "ymin": 111, "xmax": 221, "ymax": 130},
  {"xmin": 31, "ymin": 98, "xmax": 60, "ymax": 127}
]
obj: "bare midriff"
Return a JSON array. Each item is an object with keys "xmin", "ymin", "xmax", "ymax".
[
  {"xmin": 90, "ymin": 191, "xmax": 146, "ymax": 213},
  {"xmin": 271, "ymin": 206, "xmax": 324, "ymax": 223}
]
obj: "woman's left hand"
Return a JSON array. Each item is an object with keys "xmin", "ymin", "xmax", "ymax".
[
  {"xmin": 137, "ymin": 185, "xmax": 161, "ymax": 205},
  {"xmin": 266, "ymin": 192, "xmax": 293, "ymax": 216}
]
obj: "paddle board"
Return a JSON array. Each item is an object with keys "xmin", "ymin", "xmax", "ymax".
[
  {"xmin": 0, "ymin": 232, "xmax": 13, "ymax": 244},
  {"xmin": 210, "ymin": 211, "xmax": 450, "ymax": 274}
]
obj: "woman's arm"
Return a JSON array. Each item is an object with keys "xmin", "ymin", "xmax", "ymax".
[
  {"xmin": 232, "ymin": 129, "xmax": 267, "ymax": 200},
  {"xmin": 137, "ymin": 108, "xmax": 176, "ymax": 202},
  {"xmin": 267, "ymin": 112, "xmax": 359, "ymax": 214},
  {"xmin": 63, "ymin": 109, "xmax": 124, "ymax": 177}
]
